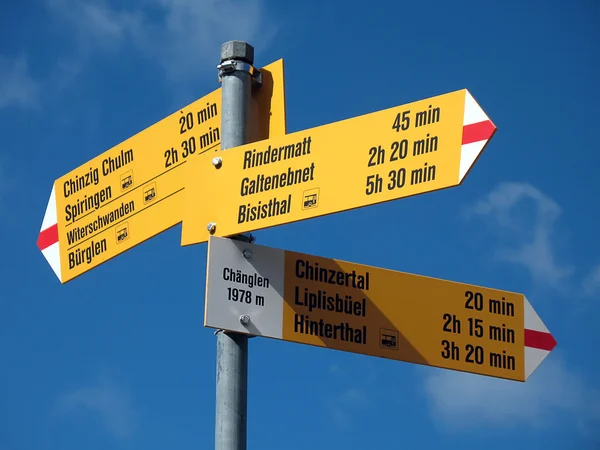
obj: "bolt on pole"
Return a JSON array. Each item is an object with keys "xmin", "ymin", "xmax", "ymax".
[{"xmin": 214, "ymin": 40, "xmax": 256, "ymax": 450}]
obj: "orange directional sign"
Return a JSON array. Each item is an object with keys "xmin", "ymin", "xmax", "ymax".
[
  {"xmin": 182, "ymin": 89, "xmax": 496, "ymax": 245},
  {"xmin": 205, "ymin": 237, "xmax": 556, "ymax": 382},
  {"xmin": 37, "ymin": 59, "xmax": 287, "ymax": 283}
]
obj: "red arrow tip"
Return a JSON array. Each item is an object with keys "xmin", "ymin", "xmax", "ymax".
[
  {"xmin": 37, "ymin": 224, "xmax": 58, "ymax": 251},
  {"xmin": 524, "ymin": 329, "xmax": 557, "ymax": 352},
  {"xmin": 462, "ymin": 120, "xmax": 496, "ymax": 145}
]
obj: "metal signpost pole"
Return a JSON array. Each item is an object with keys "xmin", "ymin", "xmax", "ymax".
[{"xmin": 214, "ymin": 40, "xmax": 256, "ymax": 450}]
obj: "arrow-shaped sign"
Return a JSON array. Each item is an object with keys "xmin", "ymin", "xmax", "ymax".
[
  {"xmin": 38, "ymin": 59, "xmax": 287, "ymax": 283},
  {"xmin": 205, "ymin": 236, "xmax": 556, "ymax": 382},
  {"xmin": 181, "ymin": 89, "xmax": 496, "ymax": 245}
]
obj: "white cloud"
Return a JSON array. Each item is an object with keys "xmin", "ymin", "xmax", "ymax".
[
  {"xmin": 58, "ymin": 376, "xmax": 137, "ymax": 439},
  {"xmin": 582, "ymin": 265, "xmax": 600, "ymax": 298},
  {"xmin": 46, "ymin": 0, "xmax": 279, "ymax": 82},
  {"xmin": 326, "ymin": 387, "xmax": 372, "ymax": 429},
  {"xmin": 147, "ymin": 0, "xmax": 278, "ymax": 81},
  {"xmin": 0, "ymin": 54, "xmax": 40, "ymax": 110},
  {"xmin": 466, "ymin": 182, "xmax": 573, "ymax": 290},
  {"xmin": 323, "ymin": 361, "xmax": 380, "ymax": 429},
  {"xmin": 0, "ymin": 0, "xmax": 278, "ymax": 110},
  {"xmin": 47, "ymin": 0, "xmax": 145, "ymax": 52},
  {"xmin": 424, "ymin": 358, "xmax": 600, "ymax": 439}
]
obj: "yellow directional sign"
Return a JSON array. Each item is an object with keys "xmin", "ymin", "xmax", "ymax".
[
  {"xmin": 37, "ymin": 59, "xmax": 287, "ymax": 283},
  {"xmin": 181, "ymin": 89, "xmax": 496, "ymax": 245},
  {"xmin": 205, "ymin": 237, "xmax": 557, "ymax": 382}
]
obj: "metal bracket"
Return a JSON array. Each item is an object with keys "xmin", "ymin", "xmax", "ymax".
[
  {"xmin": 214, "ymin": 329, "xmax": 256, "ymax": 339},
  {"xmin": 217, "ymin": 60, "xmax": 262, "ymax": 86},
  {"xmin": 230, "ymin": 233, "xmax": 255, "ymax": 244}
]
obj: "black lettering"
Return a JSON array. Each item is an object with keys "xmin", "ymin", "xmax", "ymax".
[
  {"xmin": 366, "ymin": 174, "xmax": 383, "ymax": 195},
  {"xmin": 387, "ymin": 168, "xmax": 406, "ymax": 190},
  {"xmin": 415, "ymin": 105, "xmax": 441, "ymax": 127},
  {"xmin": 390, "ymin": 140, "xmax": 408, "ymax": 161},
  {"xmin": 465, "ymin": 344, "xmax": 484, "ymax": 365},
  {"xmin": 442, "ymin": 313, "xmax": 461, "ymax": 334},
  {"xmin": 468, "ymin": 318, "xmax": 484, "ymax": 338},
  {"xmin": 488, "ymin": 297, "xmax": 515, "ymax": 317},
  {"xmin": 392, "ymin": 110, "xmax": 410, "ymax": 131},
  {"xmin": 239, "ymin": 163, "xmax": 315, "ymax": 196},
  {"xmin": 181, "ymin": 137, "xmax": 196, "ymax": 158},
  {"xmin": 413, "ymin": 134, "xmax": 439, "ymax": 157},
  {"xmin": 465, "ymin": 290, "xmax": 484, "ymax": 311},
  {"xmin": 65, "ymin": 186, "xmax": 113, "ymax": 223},
  {"xmin": 237, "ymin": 194, "xmax": 292, "ymax": 224},
  {"xmin": 441, "ymin": 340, "xmax": 460, "ymax": 360},
  {"xmin": 197, "ymin": 102, "xmax": 218, "ymax": 124},
  {"xmin": 368, "ymin": 145, "xmax": 385, "ymax": 166},
  {"xmin": 102, "ymin": 149, "xmax": 134, "ymax": 176},
  {"xmin": 293, "ymin": 314, "xmax": 367, "ymax": 344},
  {"xmin": 68, "ymin": 238, "xmax": 108, "ymax": 269},
  {"xmin": 63, "ymin": 167, "xmax": 100, "ymax": 198},
  {"xmin": 489, "ymin": 350, "xmax": 516, "ymax": 370},
  {"xmin": 164, "ymin": 147, "xmax": 179, "ymax": 168},
  {"xmin": 410, "ymin": 162, "xmax": 436, "ymax": 185},
  {"xmin": 293, "ymin": 260, "xmax": 371, "ymax": 291},
  {"xmin": 66, "ymin": 201, "xmax": 135, "ymax": 245},
  {"xmin": 489, "ymin": 324, "xmax": 515, "ymax": 343},
  {"xmin": 242, "ymin": 136, "xmax": 312, "ymax": 170},
  {"xmin": 199, "ymin": 127, "xmax": 220, "ymax": 149},
  {"xmin": 295, "ymin": 260, "xmax": 305, "ymax": 278}
]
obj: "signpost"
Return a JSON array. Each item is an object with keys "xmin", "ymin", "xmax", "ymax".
[
  {"xmin": 181, "ymin": 88, "xmax": 496, "ymax": 245},
  {"xmin": 35, "ymin": 37, "xmax": 558, "ymax": 450},
  {"xmin": 37, "ymin": 59, "xmax": 287, "ymax": 283},
  {"xmin": 205, "ymin": 236, "xmax": 556, "ymax": 382}
]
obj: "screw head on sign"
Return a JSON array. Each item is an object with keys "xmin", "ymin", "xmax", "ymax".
[
  {"xmin": 212, "ymin": 157, "xmax": 223, "ymax": 168},
  {"xmin": 242, "ymin": 248, "xmax": 253, "ymax": 260},
  {"xmin": 207, "ymin": 222, "xmax": 217, "ymax": 233},
  {"xmin": 240, "ymin": 314, "xmax": 251, "ymax": 325}
]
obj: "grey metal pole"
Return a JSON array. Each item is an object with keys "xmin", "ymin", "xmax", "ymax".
[{"xmin": 214, "ymin": 40, "xmax": 255, "ymax": 450}]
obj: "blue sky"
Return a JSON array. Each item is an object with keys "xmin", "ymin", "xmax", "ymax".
[{"xmin": 1, "ymin": 0, "xmax": 599, "ymax": 449}]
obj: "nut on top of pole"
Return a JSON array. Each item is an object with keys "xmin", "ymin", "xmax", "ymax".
[
  {"xmin": 220, "ymin": 40, "xmax": 254, "ymax": 64},
  {"xmin": 217, "ymin": 41, "xmax": 261, "ymax": 85}
]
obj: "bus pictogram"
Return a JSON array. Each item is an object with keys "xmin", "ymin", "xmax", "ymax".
[
  {"xmin": 116, "ymin": 222, "xmax": 129, "ymax": 244},
  {"xmin": 120, "ymin": 170, "xmax": 134, "ymax": 191},
  {"xmin": 302, "ymin": 188, "xmax": 320, "ymax": 210},
  {"xmin": 144, "ymin": 182, "xmax": 157, "ymax": 204},
  {"xmin": 380, "ymin": 329, "xmax": 398, "ymax": 350}
]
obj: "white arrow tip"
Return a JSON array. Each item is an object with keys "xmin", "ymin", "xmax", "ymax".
[
  {"xmin": 459, "ymin": 90, "xmax": 497, "ymax": 183},
  {"xmin": 37, "ymin": 185, "xmax": 62, "ymax": 282},
  {"xmin": 524, "ymin": 296, "xmax": 557, "ymax": 380}
]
